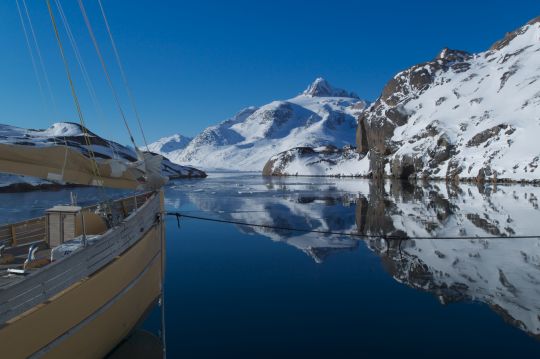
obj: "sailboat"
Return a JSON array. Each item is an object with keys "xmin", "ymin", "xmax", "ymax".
[{"xmin": 0, "ymin": 1, "xmax": 167, "ymax": 357}]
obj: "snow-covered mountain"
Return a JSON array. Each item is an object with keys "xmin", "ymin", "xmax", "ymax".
[
  {"xmin": 365, "ymin": 16, "xmax": 540, "ymax": 183},
  {"xmin": 0, "ymin": 122, "xmax": 206, "ymax": 191},
  {"xmin": 148, "ymin": 78, "xmax": 367, "ymax": 171},
  {"xmin": 265, "ymin": 17, "xmax": 540, "ymax": 182}
]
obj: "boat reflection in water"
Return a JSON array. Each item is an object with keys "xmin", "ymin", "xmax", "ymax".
[
  {"xmin": 168, "ymin": 177, "xmax": 540, "ymax": 340},
  {"xmin": 107, "ymin": 329, "xmax": 164, "ymax": 359}
]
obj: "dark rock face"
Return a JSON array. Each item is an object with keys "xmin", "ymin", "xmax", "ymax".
[
  {"xmin": 356, "ymin": 48, "xmax": 471, "ymax": 180},
  {"xmin": 355, "ymin": 116, "xmax": 369, "ymax": 155},
  {"xmin": 390, "ymin": 154, "xmax": 421, "ymax": 180},
  {"xmin": 466, "ymin": 124, "xmax": 510, "ymax": 147}
]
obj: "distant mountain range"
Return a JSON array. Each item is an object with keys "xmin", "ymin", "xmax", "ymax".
[
  {"xmin": 0, "ymin": 122, "xmax": 206, "ymax": 191},
  {"xmin": 148, "ymin": 77, "xmax": 367, "ymax": 171}
]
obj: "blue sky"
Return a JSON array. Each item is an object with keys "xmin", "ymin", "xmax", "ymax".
[{"xmin": 0, "ymin": 0, "xmax": 538, "ymax": 146}]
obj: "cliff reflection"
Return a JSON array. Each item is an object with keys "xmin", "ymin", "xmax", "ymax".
[
  {"xmin": 358, "ymin": 182, "xmax": 540, "ymax": 340},
  {"xmin": 168, "ymin": 178, "xmax": 540, "ymax": 339}
]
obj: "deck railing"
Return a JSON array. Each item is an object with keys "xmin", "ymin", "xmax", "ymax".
[
  {"xmin": 0, "ymin": 217, "xmax": 46, "ymax": 248},
  {"xmin": 0, "ymin": 192, "xmax": 152, "ymax": 249}
]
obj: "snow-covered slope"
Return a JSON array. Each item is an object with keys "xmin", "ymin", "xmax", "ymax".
[
  {"xmin": 357, "ymin": 16, "xmax": 540, "ymax": 182},
  {"xmin": 148, "ymin": 78, "xmax": 366, "ymax": 171},
  {"xmin": 0, "ymin": 122, "xmax": 206, "ymax": 191},
  {"xmin": 146, "ymin": 133, "xmax": 192, "ymax": 154}
]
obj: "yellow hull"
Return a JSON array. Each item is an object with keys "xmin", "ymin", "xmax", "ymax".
[{"xmin": 0, "ymin": 216, "xmax": 165, "ymax": 358}]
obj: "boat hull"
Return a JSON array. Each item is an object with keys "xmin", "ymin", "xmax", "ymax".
[{"xmin": 0, "ymin": 194, "xmax": 165, "ymax": 359}]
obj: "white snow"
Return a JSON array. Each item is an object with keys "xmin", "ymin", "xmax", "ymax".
[
  {"xmin": 38, "ymin": 123, "xmax": 84, "ymax": 137},
  {"xmin": 386, "ymin": 20, "xmax": 540, "ymax": 181},
  {"xmin": 266, "ymin": 146, "xmax": 371, "ymax": 176},
  {"xmin": 146, "ymin": 133, "xmax": 192, "ymax": 154},
  {"xmin": 147, "ymin": 79, "xmax": 366, "ymax": 171}
]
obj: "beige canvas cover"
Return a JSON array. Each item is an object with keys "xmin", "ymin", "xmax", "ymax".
[{"xmin": 0, "ymin": 143, "xmax": 166, "ymax": 190}]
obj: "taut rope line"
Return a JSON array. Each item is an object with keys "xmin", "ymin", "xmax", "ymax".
[
  {"xmin": 97, "ymin": 0, "xmax": 150, "ymax": 151},
  {"xmin": 77, "ymin": 0, "xmax": 138, "ymax": 152},
  {"xmin": 166, "ymin": 212, "xmax": 540, "ymax": 241},
  {"xmin": 22, "ymin": 0, "xmax": 58, "ymax": 117},
  {"xmin": 15, "ymin": 0, "xmax": 47, "ymax": 116}
]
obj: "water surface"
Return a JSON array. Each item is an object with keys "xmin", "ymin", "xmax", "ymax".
[
  {"xmin": 2, "ymin": 174, "xmax": 540, "ymax": 357},
  {"xmin": 154, "ymin": 174, "xmax": 540, "ymax": 358}
]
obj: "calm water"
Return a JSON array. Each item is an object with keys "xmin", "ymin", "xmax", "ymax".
[
  {"xmin": 148, "ymin": 173, "xmax": 540, "ymax": 358},
  {"xmin": 2, "ymin": 174, "xmax": 540, "ymax": 358}
]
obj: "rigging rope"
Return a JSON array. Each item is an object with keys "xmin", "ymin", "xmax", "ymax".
[
  {"xmin": 97, "ymin": 0, "xmax": 149, "ymax": 151},
  {"xmin": 22, "ymin": 0, "xmax": 58, "ymax": 117},
  {"xmin": 19, "ymin": 0, "xmax": 68, "ymax": 165},
  {"xmin": 77, "ymin": 0, "xmax": 138, "ymax": 152},
  {"xmin": 53, "ymin": 0, "xmax": 120, "ymax": 161},
  {"xmin": 45, "ymin": 0, "xmax": 103, "ymax": 184},
  {"xmin": 15, "ymin": 0, "xmax": 46, "ymax": 115},
  {"xmin": 166, "ymin": 212, "xmax": 540, "ymax": 241}
]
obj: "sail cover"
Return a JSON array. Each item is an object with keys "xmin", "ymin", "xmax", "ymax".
[{"xmin": 0, "ymin": 143, "xmax": 166, "ymax": 190}]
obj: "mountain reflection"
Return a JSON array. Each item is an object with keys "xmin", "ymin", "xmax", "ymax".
[
  {"xmin": 167, "ymin": 177, "xmax": 540, "ymax": 339},
  {"xmin": 359, "ymin": 182, "xmax": 540, "ymax": 340}
]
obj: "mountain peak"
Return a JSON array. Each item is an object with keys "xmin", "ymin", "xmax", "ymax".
[
  {"xmin": 302, "ymin": 77, "xmax": 358, "ymax": 98},
  {"xmin": 436, "ymin": 48, "xmax": 471, "ymax": 62}
]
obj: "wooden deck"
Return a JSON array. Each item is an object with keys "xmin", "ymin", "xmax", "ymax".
[{"xmin": 0, "ymin": 191, "xmax": 159, "ymax": 324}]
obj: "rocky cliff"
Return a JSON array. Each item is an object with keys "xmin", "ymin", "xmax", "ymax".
[{"xmin": 358, "ymin": 16, "xmax": 540, "ymax": 183}]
